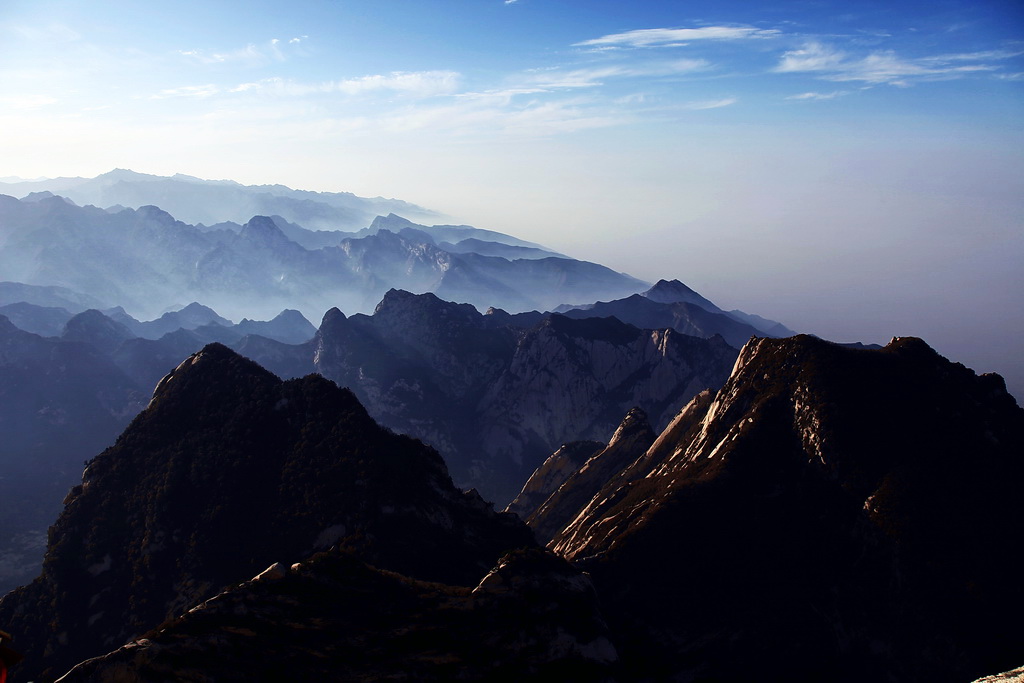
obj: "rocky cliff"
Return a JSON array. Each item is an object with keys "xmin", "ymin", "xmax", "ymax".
[{"xmin": 526, "ymin": 335, "xmax": 1024, "ymax": 682}]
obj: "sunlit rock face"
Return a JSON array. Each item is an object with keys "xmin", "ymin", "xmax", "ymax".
[
  {"xmin": 504, "ymin": 440, "xmax": 604, "ymax": 522},
  {"xmin": 517, "ymin": 408, "xmax": 656, "ymax": 545},
  {"xmin": 525, "ymin": 335, "xmax": 1024, "ymax": 682}
]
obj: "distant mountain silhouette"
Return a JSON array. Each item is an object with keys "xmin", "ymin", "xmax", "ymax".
[
  {"xmin": 556, "ymin": 278, "xmax": 796, "ymax": 348},
  {"xmin": 0, "ymin": 169, "xmax": 438, "ymax": 231},
  {"xmin": 0, "ymin": 193, "xmax": 646, "ymax": 320}
]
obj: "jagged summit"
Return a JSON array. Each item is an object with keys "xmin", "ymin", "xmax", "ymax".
[{"xmin": 606, "ymin": 407, "xmax": 655, "ymax": 448}]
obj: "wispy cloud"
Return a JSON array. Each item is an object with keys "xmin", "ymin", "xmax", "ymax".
[
  {"xmin": 786, "ymin": 91, "xmax": 846, "ymax": 101},
  {"xmin": 775, "ymin": 41, "xmax": 1012, "ymax": 85},
  {"xmin": 524, "ymin": 60, "xmax": 708, "ymax": 89},
  {"xmin": 576, "ymin": 26, "xmax": 780, "ymax": 49},
  {"xmin": 229, "ymin": 71, "xmax": 462, "ymax": 98},
  {"xmin": 682, "ymin": 97, "xmax": 737, "ymax": 110},
  {"xmin": 179, "ymin": 37, "xmax": 307, "ymax": 67},
  {"xmin": 775, "ymin": 42, "xmax": 847, "ymax": 73}
]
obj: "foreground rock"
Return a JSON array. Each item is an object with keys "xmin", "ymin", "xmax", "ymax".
[{"xmin": 0, "ymin": 344, "xmax": 534, "ymax": 681}]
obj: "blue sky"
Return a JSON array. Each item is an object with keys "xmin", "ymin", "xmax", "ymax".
[{"xmin": 1, "ymin": 0, "xmax": 1023, "ymax": 394}]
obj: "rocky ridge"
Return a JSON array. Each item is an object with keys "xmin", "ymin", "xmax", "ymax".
[{"xmin": 520, "ymin": 334, "xmax": 1024, "ymax": 681}]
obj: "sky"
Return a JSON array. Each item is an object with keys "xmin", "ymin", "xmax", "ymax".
[{"xmin": 0, "ymin": 0, "xmax": 1022, "ymax": 395}]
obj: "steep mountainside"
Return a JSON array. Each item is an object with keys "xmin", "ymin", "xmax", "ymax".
[
  {"xmin": 312, "ymin": 290, "xmax": 738, "ymax": 504},
  {"xmin": 505, "ymin": 440, "xmax": 604, "ymax": 522},
  {"xmin": 530, "ymin": 335, "xmax": 1024, "ymax": 682},
  {"xmin": 0, "ymin": 344, "xmax": 535, "ymax": 682},
  {"xmin": 522, "ymin": 408, "xmax": 656, "ymax": 545}
]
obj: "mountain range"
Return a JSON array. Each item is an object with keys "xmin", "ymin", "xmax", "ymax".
[
  {"xmin": 1, "ymin": 334, "xmax": 1020, "ymax": 681},
  {"xmin": 0, "ymin": 285, "xmax": 744, "ymax": 593},
  {"xmin": 2, "ymin": 170, "xmax": 1020, "ymax": 681},
  {"xmin": 0, "ymin": 172, "xmax": 651, "ymax": 320},
  {"xmin": 0, "ymin": 168, "xmax": 438, "ymax": 231}
]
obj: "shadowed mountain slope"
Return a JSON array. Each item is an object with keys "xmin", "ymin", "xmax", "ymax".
[
  {"xmin": 0, "ymin": 344, "xmax": 534, "ymax": 681},
  {"xmin": 56, "ymin": 548, "xmax": 616, "ymax": 683}
]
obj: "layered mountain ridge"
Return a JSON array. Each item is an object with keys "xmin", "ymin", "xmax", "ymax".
[
  {"xmin": 0, "ymin": 185, "xmax": 647, "ymax": 320},
  {"xmin": 0, "ymin": 288, "xmax": 741, "ymax": 593},
  {"xmin": 311, "ymin": 289, "xmax": 739, "ymax": 504}
]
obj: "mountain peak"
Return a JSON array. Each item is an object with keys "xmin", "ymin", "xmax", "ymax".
[
  {"xmin": 607, "ymin": 407, "xmax": 655, "ymax": 448},
  {"xmin": 238, "ymin": 215, "xmax": 298, "ymax": 249},
  {"xmin": 97, "ymin": 168, "xmax": 158, "ymax": 182},
  {"xmin": 150, "ymin": 342, "xmax": 279, "ymax": 406},
  {"xmin": 61, "ymin": 309, "xmax": 134, "ymax": 349},
  {"xmin": 642, "ymin": 279, "xmax": 722, "ymax": 312},
  {"xmin": 369, "ymin": 213, "xmax": 419, "ymax": 232}
]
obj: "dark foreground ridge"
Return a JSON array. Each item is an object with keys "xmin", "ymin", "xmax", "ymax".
[{"xmin": 0, "ymin": 343, "xmax": 545, "ymax": 681}]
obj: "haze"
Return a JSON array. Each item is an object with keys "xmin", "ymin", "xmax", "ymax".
[{"xmin": 1, "ymin": 0, "xmax": 1021, "ymax": 398}]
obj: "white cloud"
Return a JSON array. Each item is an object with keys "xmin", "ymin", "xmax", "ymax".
[
  {"xmin": 775, "ymin": 41, "xmax": 1009, "ymax": 85},
  {"xmin": 228, "ymin": 71, "xmax": 462, "ymax": 98},
  {"xmin": 775, "ymin": 42, "xmax": 847, "ymax": 73},
  {"xmin": 681, "ymin": 97, "xmax": 737, "ymax": 110},
  {"xmin": 575, "ymin": 26, "xmax": 779, "ymax": 48},
  {"xmin": 334, "ymin": 70, "xmax": 462, "ymax": 96},
  {"xmin": 786, "ymin": 91, "xmax": 846, "ymax": 100},
  {"xmin": 921, "ymin": 49, "xmax": 1024, "ymax": 63}
]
